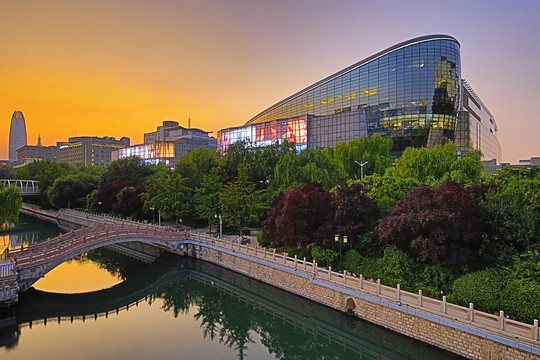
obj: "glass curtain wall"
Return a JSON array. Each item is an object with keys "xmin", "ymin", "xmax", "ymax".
[{"xmin": 232, "ymin": 35, "xmax": 461, "ymax": 156}]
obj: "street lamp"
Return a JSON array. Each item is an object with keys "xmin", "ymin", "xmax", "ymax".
[
  {"xmin": 354, "ymin": 160, "xmax": 368, "ymax": 180},
  {"xmin": 150, "ymin": 207, "xmax": 155, "ymax": 224},
  {"xmin": 214, "ymin": 213, "xmax": 222, "ymax": 239},
  {"xmin": 335, "ymin": 234, "xmax": 348, "ymax": 273}
]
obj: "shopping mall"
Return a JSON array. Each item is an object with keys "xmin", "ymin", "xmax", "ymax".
[{"xmin": 218, "ymin": 34, "xmax": 501, "ymax": 162}]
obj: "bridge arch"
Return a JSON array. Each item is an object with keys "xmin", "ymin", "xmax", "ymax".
[{"xmin": 9, "ymin": 224, "xmax": 189, "ymax": 290}]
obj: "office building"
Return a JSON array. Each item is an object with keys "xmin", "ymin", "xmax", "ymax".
[
  {"xmin": 16, "ymin": 135, "xmax": 58, "ymax": 165},
  {"xmin": 218, "ymin": 35, "xmax": 502, "ymax": 163},
  {"xmin": 9, "ymin": 111, "xmax": 27, "ymax": 165},
  {"xmin": 117, "ymin": 142, "xmax": 176, "ymax": 167},
  {"xmin": 58, "ymin": 136, "xmax": 130, "ymax": 167}
]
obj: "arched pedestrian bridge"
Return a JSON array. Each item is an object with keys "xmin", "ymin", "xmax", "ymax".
[
  {"xmin": 1, "ymin": 179, "xmax": 39, "ymax": 196},
  {"xmin": 6, "ymin": 223, "xmax": 189, "ymax": 290}
]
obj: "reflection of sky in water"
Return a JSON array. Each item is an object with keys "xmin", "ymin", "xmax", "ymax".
[{"xmin": 0, "ymin": 214, "xmax": 63, "ymax": 254}]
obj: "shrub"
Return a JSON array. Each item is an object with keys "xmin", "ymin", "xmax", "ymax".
[
  {"xmin": 451, "ymin": 270, "xmax": 503, "ymax": 314},
  {"xmin": 343, "ymin": 249, "xmax": 381, "ymax": 280},
  {"xmin": 500, "ymin": 278, "xmax": 540, "ymax": 323},
  {"xmin": 379, "ymin": 246, "xmax": 415, "ymax": 289},
  {"xmin": 285, "ymin": 247, "xmax": 313, "ymax": 262},
  {"xmin": 311, "ymin": 246, "xmax": 338, "ymax": 268}
]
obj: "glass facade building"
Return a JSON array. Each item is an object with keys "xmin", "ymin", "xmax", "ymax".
[{"xmin": 219, "ymin": 35, "xmax": 499, "ymax": 161}]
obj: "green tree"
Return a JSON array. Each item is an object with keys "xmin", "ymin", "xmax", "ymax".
[
  {"xmin": 195, "ymin": 170, "xmax": 224, "ymax": 231},
  {"xmin": 361, "ymin": 174, "xmax": 420, "ymax": 215},
  {"xmin": 101, "ymin": 157, "xmax": 156, "ymax": 185},
  {"xmin": 220, "ymin": 165, "xmax": 265, "ymax": 237},
  {"xmin": 174, "ymin": 147, "xmax": 220, "ymax": 189},
  {"xmin": 14, "ymin": 160, "xmax": 69, "ymax": 208},
  {"xmin": 478, "ymin": 176, "xmax": 540, "ymax": 265},
  {"xmin": 333, "ymin": 135, "xmax": 393, "ymax": 179},
  {"xmin": 392, "ymin": 143, "xmax": 482, "ymax": 185},
  {"xmin": 272, "ymin": 148, "xmax": 346, "ymax": 192},
  {"xmin": 0, "ymin": 185, "xmax": 22, "ymax": 223},
  {"xmin": 48, "ymin": 172, "xmax": 100, "ymax": 209}
]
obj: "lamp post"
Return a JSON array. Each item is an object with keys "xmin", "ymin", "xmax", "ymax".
[
  {"xmin": 335, "ymin": 234, "xmax": 348, "ymax": 273},
  {"xmin": 214, "ymin": 213, "xmax": 222, "ymax": 239},
  {"xmin": 354, "ymin": 160, "xmax": 368, "ymax": 180},
  {"xmin": 150, "ymin": 207, "xmax": 155, "ymax": 224}
]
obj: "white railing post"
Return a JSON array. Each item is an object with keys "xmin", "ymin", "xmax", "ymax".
[
  {"xmin": 442, "ymin": 296, "xmax": 447, "ymax": 314},
  {"xmin": 360, "ymin": 274, "xmax": 363, "ymax": 289},
  {"xmin": 397, "ymin": 284, "xmax": 401, "ymax": 300},
  {"xmin": 303, "ymin": 257, "xmax": 307, "ymax": 270},
  {"xmin": 273, "ymin": 249, "xmax": 276, "ymax": 261},
  {"xmin": 469, "ymin": 303, "xmax": 475, "ymax": 321},
  {"xmin": 294, "ymin": 255, "xmax": 297, "ymax": 268},
  {"xmin": 343, "ymin": 270, "xmax": 347, "ymax": 284},
  {"xmin": 328, "ymin": 267, "xmax": 332, "ymax": 280},
  {"xmin": 283, "ymin": 252, "xmax": 287, "ymax": 264},
  {"xmin": 499, "ymin": 311, "xmax": 505, "ymax": 330},
  {"xmin": 533, "ymin": 319, "xmax": 539, "ymax": 341},
  {"xmin": 377, "ymin": 279, "xmax": 381, "ymax": 294},
  {"xmin": 418, "ymin": 290, "xmax": 422, "ymax": 306},
  {"xmin": 263, "ymin": 248, "xmax": 266, "ymax": 259}
]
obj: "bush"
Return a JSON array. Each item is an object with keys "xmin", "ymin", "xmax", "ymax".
[
  {"xmin": 343, "ymin": 249, "xmax": 381, "ymax": 280},
  {"xmin": 451, "ymin": 269, "xmax": 503, "ymax": 314},
  {"xmin": 379, "ymin": 246, "xmax": 415, "ymax": 289},
  {"xmin": 285, "ymin": 247, "xmax": 313, "ymax": 262},
  {"xmin": 500, "ymin": 278, "xmax": 540, "ymax": 323},
  {"xmin": 257, "ymin": 231, "xmax": 269, "ymax": 247},
  {"xmin": 311, "ymin": 246, "xmax": 338, "ymax": 268}
]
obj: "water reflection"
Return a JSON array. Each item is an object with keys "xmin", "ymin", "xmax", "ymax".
[
  {"xmin": 0, "ymin": 214, "xmax": 63, "ymax": 253},
  {"xmin": 1, "ymin": 251, "xmax": 463, "ymax": 360}
]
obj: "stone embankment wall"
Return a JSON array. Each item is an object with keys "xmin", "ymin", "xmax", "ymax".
[{"xmin": 188, "ymin": 244, "xmax": 539, "ymax": 360}]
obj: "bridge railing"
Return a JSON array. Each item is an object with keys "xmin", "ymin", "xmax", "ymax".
[
  {"xmin": 7, "ymin": 212, "xmax": 540, "ymax": 344},
  {"xmin": 9, "ymin": 224, "xmax": 188, "ymax": 268},
  {"xmin": 186, "ymin": 230, "xmax": 540, "ymax": 343}
]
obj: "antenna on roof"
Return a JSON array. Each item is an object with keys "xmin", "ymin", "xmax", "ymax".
[{"xmin": 188, "ymin": 115, "xmax": 191, "ymax": 129}]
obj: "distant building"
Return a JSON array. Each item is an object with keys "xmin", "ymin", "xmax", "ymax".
[
  {"xmin": 58, "ymin": 136, "xmax": 130, "ymax": 166},
  {"xmin": 9, "ymin": 111, "xmax": 27, "ymax": 165},
  {"xmin": 16, "ymin": 135, "xmax": 58, "ymax": 165},
  {"xmin": 498, "ymin": 156, "xmax": 540, "ymax": 170},
  {"xmin": 143, "ymin": 120, "xmax": 218, "ymax": 162},
  {"xmin": 117, "ymin": 142, "xmax": 176, "ymax": 167},
  {"xmin": 455, "ymin": 80, "xmax": 502, "ymax": 162}
]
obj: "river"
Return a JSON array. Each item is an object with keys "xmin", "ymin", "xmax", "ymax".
[{"xmin": 0, "ymin": 214, "xmax": 465, "ymax": 359}]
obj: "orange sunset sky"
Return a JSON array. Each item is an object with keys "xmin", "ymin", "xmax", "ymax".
[{"xmin": 1, "ymin": 0, "xmax": 539, "ymax": 164}]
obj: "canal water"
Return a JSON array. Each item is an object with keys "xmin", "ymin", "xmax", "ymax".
[{"xmin": 0, "ymin": 215, "xmax": 465, "ymax": 359}]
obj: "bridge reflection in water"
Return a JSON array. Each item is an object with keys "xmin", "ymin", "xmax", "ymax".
[{"xmin": 0, "ymin": 252, "xmax": 462, "ymax": 359}]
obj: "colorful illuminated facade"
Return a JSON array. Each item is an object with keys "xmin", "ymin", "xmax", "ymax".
[
  {"xmin": 218, "ymin": 34, "xmax": 501, "ymax": 162},
  {"xmin": 118, "ymin": 142, "xmax": 176, "ymax": 167}
]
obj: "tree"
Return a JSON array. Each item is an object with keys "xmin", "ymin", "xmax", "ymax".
[
  {"xmin": 14, "ymin": 160, "xmax": 69, "ymax": 208},
  {"xmin": 101, "ymin": 157, "xmax": 155, "ymax": 185},
  {"xmin": 272, "ymin": 148, "xmax": 347, "ymax": 193},
  {"xmin": 361, "ymin": 174, "xmax": 420, "ymax": 215},
  {"xmin": 114, "ymin": 184, "xmax": 146, "ymax": 219},
  {"xmin": 0, "ymin": 185, "xmax": 22, "ymax": 223},
  {"xmin": 478, "ymin": 176, "xmax": 540, "ymax": 265},
  {"xmin": 220, "ymin": 165, "xmax": 265, "ymax": 237},
  {"xmin": 174, "ymin": 147, "xmax": 220, "ymax": 189},
  {"xmin": 333, "ymin": 135, "xmax": 393, "ymax": 179},
  {"xmin": 322, "ymin": 182, "xmax": 379, "ymax": 249},
  {"xmin": 47, "ymin": 172, "xmax": 100, "ymax": 209},
  {"xmin": 195, "ymin": 170, "xmax": 224, "ymax": 231},
  {"xmin": 392, "ymin": 143, "xmax": 483, "ymax": 185},
  {"xmin": 378, "ymin": 181, "xmax": 483, "ymax": 268},
  {"xmin": 261, "ymin": 183, "xmax": 333, "ymax": 247}
]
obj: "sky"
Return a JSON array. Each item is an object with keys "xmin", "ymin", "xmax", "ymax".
[{"xmin": 1, "ymin": 0, "xmax": 539, "ymax": 164}]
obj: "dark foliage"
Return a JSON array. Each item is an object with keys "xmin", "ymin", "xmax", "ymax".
[
  {"xmin": 114, "ymin": 183, "xmax": 146, "ymax": 219},
  {"xmin": 377, "ymin": 181, "xmax": 482, "ymax": 268},
  {"xmin": 98, "ymin": 180, "xmax": 136, "ymax": 213},
  {"xmin": 260, "ymin": 183, "xmax": 332, "ymax": 247}
]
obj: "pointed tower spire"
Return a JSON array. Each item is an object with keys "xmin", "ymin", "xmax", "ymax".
[{"xmin": 37, "ymin": 134, "xmax": 42, "ymax": 146}]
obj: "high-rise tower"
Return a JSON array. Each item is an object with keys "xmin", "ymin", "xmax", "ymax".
[{"xmin": 9, "ymin": 110, "xmax": 27, "ymax": 165}]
